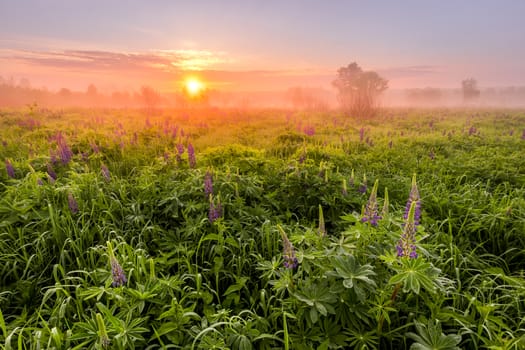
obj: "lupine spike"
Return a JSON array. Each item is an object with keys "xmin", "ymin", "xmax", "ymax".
[
  {"xmin": 101, "ymin": 164, "xmax": 111, "ymax": 182},
  {"xmin": 361, "ymin": 179, "xmax": 381, "ymax": 226},
  {"xmin": 349, "ymin": 169, "xmax": 355, "ymax": 186},
  {"xmin": 187, "ymin": 143, "xmax": 196, "ymax": 168},
  {"xmin": 381, "ymin": 187, "xmax": 389, "ymax": 217},
  {"xmin": 96, "ymin": 313, "xmax": 110, "ymax": 349},
  {"xmin": 396, "ymin": 198, "xmax": 418, "ymax": 258},
  {"xmin": 204, "ymin": 170, "xmax": 213, "ymax": 197},
  {"xmin": 67, "ymin": 193, "xmax": 78, "ymax": 214},
  {"xmin": 318, "ymin": 205, "xmax": 326, "ymax": 237},
  {"xmin": 358, "ymin": 173, "xmax": 367, "ymax": 194},
  {"xmin": 5, "ymin": 159, "xmax": 15, "ymax": 178},
  {"xmin": 107, "ymin": 241, "xmax": 127, "ymax": 287},
  {"xmin": 404, "ymin": 174, "xmax": 421, "ymax": 225},
  {"xmin": 277, "ymin": 225, "xmax": 298, "ymax": 269},
  {"xmin": 342, "ymin": 178, "xmax": 348, "ymax": 196}
]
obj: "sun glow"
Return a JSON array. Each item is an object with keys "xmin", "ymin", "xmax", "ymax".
[{"xmin": 185, "ymin": 78, "xmax": 204, "ymax": 96}]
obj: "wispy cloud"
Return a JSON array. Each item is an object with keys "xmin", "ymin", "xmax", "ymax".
[
  {"xmin": 379, "ymin": 65, "xmax": 442, "ymax": 79},
  {"xmin": 0, "ymin": 49, "xmax": 230, "ymax": 73}
]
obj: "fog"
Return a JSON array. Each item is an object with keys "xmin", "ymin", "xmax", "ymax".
[{"xmin": 1, "ymin": 76, "xmax": 525, "ymax": 110}]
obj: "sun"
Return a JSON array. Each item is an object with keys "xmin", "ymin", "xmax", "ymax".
[{"xmin": 185, "ymin": 78, "xmax": 204, "ymax": 97}]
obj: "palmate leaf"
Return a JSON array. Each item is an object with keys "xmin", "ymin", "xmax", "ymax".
[
  {"xmin": 293, "ymin": 281, "xmax": 338, "ymax": 324},
  {"xmin": 407, "ymin": 320, "xmax": 461, "ymax": 350},
  {"xmin": 389, "ymin": 258, "xmax": 440, "ymax": 295},
  {"xmin": 327, "ymin": 255, "xmax": 376, "ymax": 301}
]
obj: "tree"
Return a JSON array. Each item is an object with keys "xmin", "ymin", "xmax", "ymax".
[
  {"xmin": 332, "ymin": 62, "xmax": 388, "ymax": 118},
  {"xmin": 462, "ymin": 78, "xmax": 480, "ymax": 102},
  {"xmin": 141, "ymin": 85, "xmax": 161, "ymax": 112}
]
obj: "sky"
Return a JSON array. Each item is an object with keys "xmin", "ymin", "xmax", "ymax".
[{"xmin": 1, "ymin": 0, "xmax": 524, "ymax": 93}]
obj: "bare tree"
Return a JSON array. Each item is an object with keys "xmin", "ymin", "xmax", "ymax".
[
  {"xmin": 462, "ymin": 78, "xmax": 480, "ymax": 102},
  {"xmin": 332, "ymin": 62, "xmax": 388, "ymax": 118}
]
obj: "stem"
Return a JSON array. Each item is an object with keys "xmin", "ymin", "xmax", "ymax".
[{"xmin": 378, "ymin": 283, "xmax": 402, "ymax": 335}]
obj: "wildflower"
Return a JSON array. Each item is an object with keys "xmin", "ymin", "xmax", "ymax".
[
  {"xmin": 318, "ymin": 205, "xmax": 326, "ymax": 237},
  {"xmin": 47, "ymin": 163, "xmax": 57, "ymax": 181},
  {"xmin": 176, "ymin": 143, "xmax": 184, "ymax": 163},
  {"xmin": 67, "ymin": 193, "xmax": 78, "ymax": 214},
  {"xmin": 388, "ymin": 140, "xmax": 393, "ymax": 148},
  {"xmin": 468, "ymin": 126, "xmax": 477, "ymax": 136},
  {"xmin": 359, "ymin": 127, "xmax": 365, "ymax": 142},
  {"xmin": 204, "ymin": 171, "xmax": 213, "ymax": 197},
  {"xmin": 342, "ymin": 178, "xmax": 348, "ymax": 196},
  {"xmin": 57, "ymin": 137, "xmax": 73, "ymax": 165},
  {"xmin": 37, "ymin": 178, "xmax": 44, "ymax": 186},
  {"xmin": 278, "ymin": 225, "xmax": 298, "ymax": 269},
  {"xmin": 396, "ymin": 201, "xmax": 418, "ymax": 258},
  {"xmin": 5, "ymin": 159, "xmax": 15, "ymax": 178},
  {"xmin": 381, "ymin": 187, "xmax": 389, "ymax": 217},
  {"xmin": 90, "ymin": 141, "xmax": 100, "ymax": 154},
  {"xmin": 303, "ymin": 125, "xmax": 315, "ymax": 136},
  {"xmin": 403, "ymin": 174, "xmax": 421, "ymax": 226},
  {"xmin": 522, "ymin": 129, "xmax": 525, "ymax": 140},
  {"xmin": 96, "ymin": 313, "xmax": 110, "ymax": 349},
  {"xmin": 358, "ymin": 174, "xmax": 367, "ymax": 194},
  {"xmin": 349, "ymin": 169, "xmax": 355, "ymax": 187},
  {"xmin": 361, "ymin": 179, "xmax": 381, "ymax": 226},
  {"xmin": 208, "ymin": 195, "xmax": 222, "ymax": 223},
  {"xmin": 107, "ymin": 242, "xmax": 127, "ymax": 287},
  {"xmin": 101, "ymin": 164, "xmax": 111, "ymax": 182},
  {"xmin": 187, "ymin": 143, "xmax": 196, "ymax": 168}
]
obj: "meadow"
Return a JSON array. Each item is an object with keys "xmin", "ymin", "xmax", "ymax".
[{"xmin": 0, "ymin": 106, "xmax": 524, "ymax": 349}]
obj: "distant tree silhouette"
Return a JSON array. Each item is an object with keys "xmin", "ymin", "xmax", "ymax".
[
  {"xmin": 141, "ymin": 85, "xmax": 161, "ymax": 112},
  {"xmin": 332, "ymin": 62, "xmax": 388, "ymax": 118},
  {"xmin": 462, "ymin": 78, "xmax": 480, "ymax": 102}
]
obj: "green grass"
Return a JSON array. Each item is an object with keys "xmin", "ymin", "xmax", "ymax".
[{"xmin": 0, "ymin": 106, "xmax": 524, "ymax": 349}]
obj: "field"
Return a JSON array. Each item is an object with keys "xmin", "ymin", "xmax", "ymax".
[{"xmin": 1, "ymin": 107, "xmax": 524, "ymax": 349}]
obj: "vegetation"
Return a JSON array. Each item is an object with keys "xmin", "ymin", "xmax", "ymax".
[{"xmin": 0, "ymin": 106, "xmax": 524, "ymax": 349}]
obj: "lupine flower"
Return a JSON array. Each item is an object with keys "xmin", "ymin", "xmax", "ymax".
[
  {"xmin": 107, "ymin": 242, "xmax": 127, "ymax": 287},
  {"xmin": 359, "ymin": 127, "xmax": 365, "ymax": 142},
  {"xmin": 278, "ymin": 225, "xmax": 298, "ymax": 269},
  {"xmin": 101, "ymin": 164, "xmax": 111, "ymax": 182},
  {"xmin": 90, "ymin": 141, "xmax": 100, "ymax": 154},
  {"xmin": 176, "ymin": 143, "xmax": 184, "ymax": 163},
  {"xmin": 358, "ymin": 174, "xmax": 367, "ymax": 194},
  {"xmin": 5, "ymin": 159, "xmax": 15, "ymax": 178},
  {"xmin": 96, "ymin": 313, "xmax": 110, "ymax": 348},
  {"xmin": 47, "ymin": 163, "xmax": 57, "ymax": 181},
  {"xmin": 67, "ymin": 193, "xmax": 78, "ymax": 214},
  {"xmin": 388, "ymin": 140, "xmax": 393, "ymax": 148},
  {"xmin": 361, "ymin": 179, "xmax": 381, "ymax": 226},
  {"xmin": 208, "ymin": 196, "xmax": 222, "ymax": 223},
  {"xmin": 318, "ymin": 205, "xmax": 326, "ymax": 237},
  {"xmin": 342, "ymin": 178, "xmax": 348, "ymax": 196},
  {"xmin": 37, "ymin": 178, "xmax": 44, "ymax": 186},
  {"xmin": 187, "ymin": 143, "xmax": 196, "ymax": 168},
  {"xmin": 396, "ymin": 201, "xmax": 418, "ymax": 258},
  {"xmin": 110, "ymin": 257, "xmax": 127, "ymax": 287},
  {"xmin": 521, "ymin": 129, "xmax": 525, "ymax": 140},
  {"xmin": 303, "ymin": 125, "xmax": 315, "ymax": 136},
  {"xmin": 429, "ymin": 149, "xmax": 435, "ymax": 160},
  {"xmin": 58, "ymin": 138, "xmax": 73, "ymax": 165},
  {"xmin": 381, "ymin": 187, "xmax": 389, "ymax": 217},
  {"xmin": 403, "ymin": 174, "xmax": 421, "ymax": 226},
  {"xmin": 204, "ymin": 171, "xmax": 213, "ymax": 197},
  {"xmin": 468, "ymin": 126, "xmax": 477, "ymax": 136},
  {"xmin": 349, "ymin": 169, "xmax": 355, "ymax": 187}
]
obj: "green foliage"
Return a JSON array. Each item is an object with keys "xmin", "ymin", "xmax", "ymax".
[{"xmin": 0, "ymin": 107, "xmax": 524, "ymax": 349}]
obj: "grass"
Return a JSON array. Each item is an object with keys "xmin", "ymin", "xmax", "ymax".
[{"xmin": 0, "ymin": 106, "xmax": 524, "ymax": 349}]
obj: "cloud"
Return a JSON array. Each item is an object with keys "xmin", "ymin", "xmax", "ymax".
[
  {"xmin": 0, "ymin": 49, "xmax": 230, "ymax": 73},
  {"xmin": 378, "ymin": 65, "xmax": 442, "ymax": 79}
]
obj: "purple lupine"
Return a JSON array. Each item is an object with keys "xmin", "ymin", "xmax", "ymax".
[
  {"xmin": 37, "ymin": 178, "xmax": 44, "ymax": 186},
  {"xmin": 47, "ymin": 163, "xmax": 57, "ymax": 181},
  {"xmin": 58, "ymin": 139, "xmax": 73, "ymax": 165},
  {"xmin": 359, "ymin": 127, "xmax": 365, "ymax": 142},
  {"xmin": 358, "ymin": 174, "xmax": 367, "ymax": 194},
  {"xmin": 90, "ymin": 142, "xmax": 100, "ymax": 154},
  {"xmin": 5, "ymin": 159, "xmax": 15, "ymax": 178},
  {"xmin": 67, "ymin": 193, "xmax": 78, "ymax": 214},
  {"xmin": 361, "ymin": 179, "xmax": 381, "ymax": 226},
  {"xmin": 403, "ymin": 174, "xmax": 421, "ymax": 226},
  {"xmin": 204, "ymin": 171, "xmax": 213, "ymax": 197},
  {"xmin": 208, "ymin": 198, "xmax": 222, "ymax": 223},
  {"xmin": 429, "ymin": 150, "xmax": 435, "ymax": 160},
  {"xmin": 110, "ymin": 257, "xmax": 127, "ymax": 287},
  {"xmin": 101, "ymin": 164, "xmax": 111, "ymax": 182},
  {"xmin": 187, "ymin": 143, "xmax": 196, "ymax": 168},
  {"xmin": 349, "ymin": 169, "xmax": 355, "ymax": 187},
  {"xmin": 388, "ymin": 140, "xmax": 393, "ymax": 149},
  {"xmin": 468, "ymin": 126, "xmax": 477, "ymax": 136},
  {"xmin": 303, "ymin": 125, "xmax": 315, "ymax": 136},
  {"xmin": 342, "ymin": 178, "xmax": 348, "ymax": 196},
  {"xmin": 176, "ymin": 143, "xmax": 184, "ymax": 164},
  {"xmin": 396, "ymin": 201, "xmax": 418, "ymax": 258},
  {"xmin": 521, "ymin": 129, "xmax": 525, "ymax": 140},
  {"xmin": 278, "ymin": 225, "xmax": 298, "ymax": 269}
]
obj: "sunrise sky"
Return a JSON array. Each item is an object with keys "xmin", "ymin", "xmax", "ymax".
[{"xmin": 1, "ymin": 0, "xmax": 524, "ymax": 93}]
